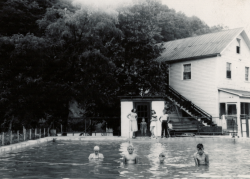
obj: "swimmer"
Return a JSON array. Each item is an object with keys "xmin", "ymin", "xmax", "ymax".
[
  {"xmin": 123, "ymin": 145, "xmax": 138, "ymax": 164},
  {"xmin": 193, "ymin": 143, "xmax": 209, "ymax": 166},
  {"xmin": 88, "ymin": 146, "xmax": 104, "ymax": 159},
  {"xmin": 159, "ymin": 153, "xmax": 166, "ymax": 163}
]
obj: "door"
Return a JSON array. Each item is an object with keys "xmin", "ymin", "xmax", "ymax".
[
  {"xmin": 134, "ymin": 102, "xmax": 151, "ymax": 137},
  {"xmin": 227, "ymin": 104, "xmax": 237, "ymax": 115},
  {"xmin": 240, "ymin": 116, "xmax": 249, "ymax": 137},
  {"xmin": 226, "ymin": 104, "xmax": 237, "ymax": 132}
]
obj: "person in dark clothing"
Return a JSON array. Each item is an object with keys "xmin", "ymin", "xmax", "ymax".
[{"xmin": 159, "ymin": 108, "xmax": 170, "ymax": 138}]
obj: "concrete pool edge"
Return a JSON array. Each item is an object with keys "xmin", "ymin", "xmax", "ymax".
[
  {"xmin": 1, "ymin": 135, "xmax": 249, "ymax": 153},
  {"xmin": 0, "ymin": 136, "xmax": 128, "ymax": 153}
]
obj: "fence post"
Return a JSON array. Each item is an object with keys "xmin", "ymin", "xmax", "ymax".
[
  {"xmin": 35, "ymin": 128, "xmax": 37, "ymax": 139},
  {"xmin": 23, "ymin": 128, "xmax": 25, "ymax": 141},
  {"xmin": 23, "ymin": 128, "xmax": 26, "ymax": 141},
  {"xmin": 44, "ymin": 128, "xmax": 45, "ymax": 137},
  {"xmin": 2, "ymin": 132, "xmax": 4, "ymax": 146},
  {"xmin": 39, "ymin": 128, "xmax": 41, "ymax": 138},
  {"xmin": 10, "ymin": 131, "xmax": 12, "ymax": 144},
  {"xmin": 85, "ymin": 119, "xmax": 86, "ymax": 136},
  {"xmin": 29, "ymin": 129, "xmax": 31, "ymax": 140},
  {"xmin": 17, "ymin": 130, "xmax": 19, "ymax": 143},
  {"xmin": 48, "ymin": 128, "xmax": 50, "ymax": 137},
  {"xmin": 61, "ymin": 125, "xmax": 62, "ymax": 134}
]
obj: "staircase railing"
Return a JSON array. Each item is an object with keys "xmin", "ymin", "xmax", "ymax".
[{"xmin": 166, "ymin": 85, "xmax": 212, "ymax": 121}]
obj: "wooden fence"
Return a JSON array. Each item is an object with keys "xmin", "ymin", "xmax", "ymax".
[{"xmin": 0, "ymin": 128, "xmax": 55, "ymax": 146}]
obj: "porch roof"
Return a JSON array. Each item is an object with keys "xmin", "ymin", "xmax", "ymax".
[
  {"xmin": 219, "ymin": 88, "xmax": 250, "ymax": 97},
  {"xmin": 118, "ymin": 96, "xmax": 165, "ymax": 101}
]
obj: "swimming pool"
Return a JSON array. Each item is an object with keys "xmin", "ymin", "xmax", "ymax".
[{"xmin": 0, "ymin": 137, "xmax": 250, "ymax": 178}]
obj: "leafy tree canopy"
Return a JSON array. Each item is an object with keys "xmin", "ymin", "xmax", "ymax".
[{"xmin": 0, "ymin": 0, "xmax": 224, "ymax": 131}]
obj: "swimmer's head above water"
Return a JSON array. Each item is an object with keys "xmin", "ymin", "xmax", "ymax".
[
  {"xmin": 197, "ymin": 143, "xmax": 204, "ymax": 155},
  {"xmin": 94, "ymin": 146, "xmax": 100, "ymax": 155},
  {"xmin": 159, "ymin": 153, "xmax": 165, "ymax": 163},
  {"xmin": 127, "ymin": 145, "xmax": 134, "ymax": 154}
]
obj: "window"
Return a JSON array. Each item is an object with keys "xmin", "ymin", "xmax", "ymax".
[
  {"xmin": 245, "ymin": 67, "xmax": 249, "ymax": 81},
  {"xmin": 219, "ymin": 103, "xmax": 226, "ymax": 119},
  {"xmin": 241, "ymin": 103, "xmax": 250, "ymax": 115},
  {"xmin": 237, "ymin": 38, "xmax": 240, "ymax": 54},
  {"xmin": 226, "ymin": 62, "xmax": 231, "ymax": 79},
  {"xmin": 183, "ymin": 64, "xmax": 191, "ymax": 80}
]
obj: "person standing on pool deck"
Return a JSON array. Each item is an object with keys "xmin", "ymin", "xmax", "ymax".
[
  {"xmin": 150, "ymin": 110, "xmax": 157, "ymax": 138},
  {"xmin": 159, "ymin": 108, "xmax": 170, "ymax": 138},
  {"xmin": 123, "ymin": 145, "xmax": 138, "ymax": 164},
  {"xmin": 193, "ymin": 143, "xmax": 209, "ymax": 166},
  {"xmin": 127, "ymin": 109, "xmax": 138, "ymax": 139},
  {"xmin": 140, "ymin": 118, "xmax": 147, "ymax": 136},
  {"xmin": 88, "ymin": 146, "xmax": 104, "ymax": 159}
]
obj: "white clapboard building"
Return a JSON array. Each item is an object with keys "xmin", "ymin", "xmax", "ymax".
[{"xmin": 120, "ymin": 28, "xmax": 250, "ymax": 138}]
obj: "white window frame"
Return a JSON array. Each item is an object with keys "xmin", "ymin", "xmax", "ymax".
[
  {"xmin": 226, "ymin": 62, "xmax": 232, "ymax": 79},
  {"xmin": 245, "ymin": 66, "xmax": 249, "ymax": 81},
  {"xmin": 236, "ymin": 38, "xmax": 241, "ymax": 54},
  {"xmin": 182, "ymin": 63, "xmax": 191, "ymax": 80}
]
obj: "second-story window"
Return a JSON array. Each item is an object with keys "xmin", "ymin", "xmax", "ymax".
[
  {"xmin": 183, "ymin": 64, "xmax": 191, "ymax": 80},
  {"xmin": 237, "ymin": 38, "xmax": 240, "ymax": 54},
  {"xmin": 246, "ymin": 67, "xmax": 249, "ymax": 81},
  {"xmin": 226, "ymin": 62, "xmax": 231, "ymax": 79}
]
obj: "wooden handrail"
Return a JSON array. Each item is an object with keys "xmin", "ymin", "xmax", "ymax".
[{"xmin": 166, "ymin": 85, "xmax": 212, "ymax": 121}]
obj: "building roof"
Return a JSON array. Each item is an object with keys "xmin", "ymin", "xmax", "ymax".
[
  {"xmin": 219, "ymin": 88, "xmax": 250, "ymax": 97},
  {"xmin": 157, "ymin": 27, "xmax": 250, "ymax": 63}
]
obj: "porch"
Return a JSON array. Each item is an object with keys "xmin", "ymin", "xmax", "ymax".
[{"xmin": 218, "ymin": 88, "xmax": 250, "ymax": 137}]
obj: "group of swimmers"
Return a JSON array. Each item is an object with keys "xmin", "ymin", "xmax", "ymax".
[
  {"xmin": 88, "ymin": 143, "xmax": 209, "ymax": 166},
  {"xmin": 127, "ymin": 108, "xmax": 172, "ymax": 139}
]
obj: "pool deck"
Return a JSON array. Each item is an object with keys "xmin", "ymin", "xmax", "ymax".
[{"xmin": 0, "ymin": 135, "xmax": 248, "ymax": 153}]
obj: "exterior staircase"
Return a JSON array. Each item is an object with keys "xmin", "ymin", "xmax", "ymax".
[{"xmin": 165, "ymin": 85, "xmax": 216, "ymax": 127}]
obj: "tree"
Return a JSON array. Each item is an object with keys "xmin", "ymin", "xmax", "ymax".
[
  {"xmin": 110, "ymin": 0, "xmax": 167, "ymax": 96},
  {"xmin": 0, "ymin": 0, "xmax": 78, "ymax": 36}
]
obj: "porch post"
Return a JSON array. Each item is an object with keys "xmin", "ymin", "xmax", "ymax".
[{"xmin": 237, "ymin": 101, "xmax": 241, "ymax": 137}]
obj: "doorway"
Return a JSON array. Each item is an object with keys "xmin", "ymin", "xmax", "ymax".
[
  {"xmin": 227, "ymin": 104, "xmax": 237, "ymax": 115},
  {"xmin": 134, "ymin": 102, "xmax": 151, "ymax": 137}
]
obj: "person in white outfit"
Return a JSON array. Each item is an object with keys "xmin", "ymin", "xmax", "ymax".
[
  {"xmin": 127, "ymin": 109, "xmax": 138, "ymax": 139},
  {"xmin": 150, "ymin": 110, "xmax": 157, "ymax": 138}
]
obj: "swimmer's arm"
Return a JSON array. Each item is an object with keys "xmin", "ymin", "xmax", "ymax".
[
  {"xmin": 88, "ymin": 154, "xmax": 93, "ymax": 160},
  {"xmin": 127, "ymin": 114, "xmax": 131, "ymax": 119},
  {"xmin": 135, "ymin": 156, "xmax": 139, "ymax": 164},
  {"xmin": 123, "ymin": 155, "xmax": 127, "ymax": 164},
  {"xmin": 205, "ymin": 154, "xmax": 209, "ymax": 166},
  {"xmin": 193, "ymin": 155, "xmax": 198, "ymax": 166},
  {"xmin": 159, "ymin": 116, "xmax": 162, "ymax": 122},
  {"xmin": 100, "ymin": 154, "xmax": 104, "ymax": 159}
]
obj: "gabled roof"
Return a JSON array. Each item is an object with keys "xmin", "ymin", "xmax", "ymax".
[
  {"xmin": 157, "ymin": 27, "xmax": 250, "ymax": 63},
  {"xmin": 219, "ymin": 88, "xmax": 250, "ymax": 97}
]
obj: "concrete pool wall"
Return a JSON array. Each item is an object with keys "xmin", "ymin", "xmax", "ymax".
[
  {"xmin": 0, "ymin": 136, "xmax": 128, "ymax": 153},
  {"xmin": 0, "ymin": 135, "xmax": 249, "ymax": 154}
]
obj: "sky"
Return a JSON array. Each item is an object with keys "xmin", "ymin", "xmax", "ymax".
[
  {"xmin": 73, "ymin": 0, "xmax": 250, "ymax": 34},
  {"xmin": 162, "ymin": 0, "xmax": 250, "ymax": 32}
]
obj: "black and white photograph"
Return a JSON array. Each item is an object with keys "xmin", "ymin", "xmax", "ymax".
[{"xmin": 1, "ymin": 0, "xmax": 250, "ymax": 178}]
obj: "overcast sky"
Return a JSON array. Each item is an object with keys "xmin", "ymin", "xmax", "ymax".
[
  {"xmin": 162, "ymin": 0, "xmax": 250, "ymax": 30},
  {"xmin": 73, "ymin": 0, "xmax": 250, "ymax": 33}
]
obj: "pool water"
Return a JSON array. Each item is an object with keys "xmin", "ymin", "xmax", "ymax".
[{"xmin": 0, "ymin": 138, "xmax": 250, "ymax": 178}]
